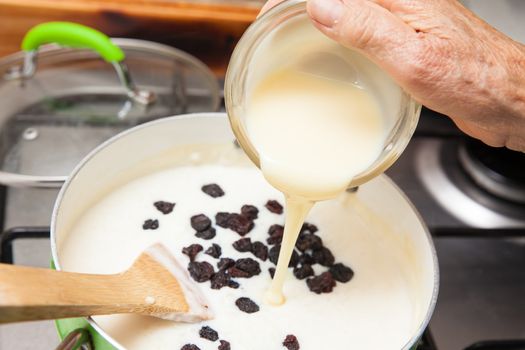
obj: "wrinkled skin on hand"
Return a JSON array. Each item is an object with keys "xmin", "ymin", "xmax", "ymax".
[{"xmin": 260, "ymin": 0, "xmax": 525, "ymax": 152}]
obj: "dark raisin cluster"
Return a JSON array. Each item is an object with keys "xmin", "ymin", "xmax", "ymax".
[
  {"xmin": 216, "ymin": 212, "xmax": 254, "ymax": 236},
  {"xmin": 191, "ymin": 214, "xmax": 216, "ymax": 240},
  {"xmin": 232, "ymin": 238, "xmax": 268, "ymax": 261},
  {"xmin": 143, "ymin": 185, "xmax": 354, "ymax": 350},
  {"xmin": 266, "ymin": 223, "xmax": 354, "ymax": 294},
  {"xmin": 142, "ymin": 199, "xmax": 177, "ymax": 230},
  {"xmin": 181, "ymin": 325, "xmax": 231, "ymax": 350},
  {"xmin": 183, "ymin": 242, "xmax": 262, "ymax": 290}
]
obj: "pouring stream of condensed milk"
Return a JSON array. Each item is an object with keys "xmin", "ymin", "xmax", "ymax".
[{"xmin": 246, "ymin": 66, "xmax": 387, "ymax": 304}]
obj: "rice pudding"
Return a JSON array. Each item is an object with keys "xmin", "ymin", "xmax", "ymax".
[{"xmin": 59, "ymin": 149, "xmax": 426, "ymax": 349}]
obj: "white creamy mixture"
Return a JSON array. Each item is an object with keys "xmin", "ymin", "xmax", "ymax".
[
  {"xmin": 247, "ymin": 69, "xmax": 385, "ymax": 201},
  {"xmin": 59, "ymin": 165, "xmax": 420, "ymax": 350}
]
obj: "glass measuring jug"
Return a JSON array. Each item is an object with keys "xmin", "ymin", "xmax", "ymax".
[{"xmin": 225, "ymin": 0, "xmax": 421, "ymax": 189}]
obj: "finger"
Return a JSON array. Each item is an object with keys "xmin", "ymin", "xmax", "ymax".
[
  {"xmin": 451, "ymin": 118, "xmax": 507, "ymax": 148},
  {"xmin": 306, "ymin": 0, "xmax": 417, "ymax": 65},
  {"xmin": 259, "ymin": 0, "xmax": 287, "ymax": 16},
  {"xmin": 505, "ymin": 136, "xmax": 525, "ymax": 153}
]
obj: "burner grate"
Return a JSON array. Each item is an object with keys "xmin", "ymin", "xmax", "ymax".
[
  {"xmin": 432, "ymin": 227, "xmax": 525, "ymax": 238},
  {"xmin": 0, "ymin": 226, "xmax": 50, "ymax": 264}
]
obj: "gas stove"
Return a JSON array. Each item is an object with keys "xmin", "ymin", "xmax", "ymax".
[{"xmin": 1, "ymin": 1, "xmax": 524, "ymax": 349}]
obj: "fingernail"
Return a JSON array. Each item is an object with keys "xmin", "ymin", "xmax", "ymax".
[{"xmin": 308, "ymin": 0, "xmax": 345, "ymax": 27}]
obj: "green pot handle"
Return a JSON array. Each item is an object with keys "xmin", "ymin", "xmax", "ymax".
[
  {"xmin": 21, "ymin": 21, "xmax": 125, "ymax": 62},
  {"xmin": 13, "ymin": 21, "xmax": 155, "ymax": 106}
]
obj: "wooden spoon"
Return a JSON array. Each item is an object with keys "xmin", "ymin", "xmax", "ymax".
[{"xmin": 0, "ymin": 243, "xmax": 212, "ymax": 323}]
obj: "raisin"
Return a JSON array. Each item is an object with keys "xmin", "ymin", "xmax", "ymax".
[
  {"xmin": 199, "ymin": 326, "xmax": 218, "ymax": 341},
  {"xmin": 232, "ymin": 238, "xmax": 252, "ymax": 252},
  {"xmin": 329, "ymin": 263, "xmax": 354, "ymax": 283},
  {"xmin": 268, "ymin": 224, "xmax": 284, "ymax": 236},
  {"xmin": 298, "ymin": 253, "xmax": 315, "ymax": 266},
  {"xmin": 236, "ymin": 258, "xmax": 261, "ymax": 275},
  {"xmin": 306, "ymin": 271, "xmax": 336, "ymax": 294},
  {"xmin": 283, "ymin": 335, "xmax": 300, "ymax": 350},
  {"xmin": 202, "ymin": 184, "xmax": 225, "ymax": 198},
  {"xmin": 241, "ymin": 204, "xmax": 259, "ymax": 220},
  {"xmin": 218, "ymin": 340, "xmax": 231, "ymax": 350},
  {"xmin": 312, "ymin": 247, "xmax": 335, "ymax": 267},
  {"xmin": 265, "ymin": 200, "xmax": 283, "ymax": 214},
  {"xmin": 182, "ymin": 244, "xmax": 203, "ymax": 262},
  {"xmin": 267, "ymin": 235, "xmax": 282, "ymax": 245},
  {"xmin": 142, "ymin": 219, "xmax": 159, "ymax": 230},
  {"xmin": 211, "ymin": 269, "xmax": 239, "ymax": 289},
  {"xmin": 227, "ymin": 214, "xmax": 254, "ymax": 236},
  {"xmin": 228, "ymin": 267, "xmax": 250, "ymax": 278},
  {"xmin": 228, "ymin": 267, "xmax": 255, "ymax": 279},
  {"xmin": 153, "ymin": 201, "xmax": 175, "ymax": 214},
  {"xmin": 217, "ymin": 258, "xmax": 235, "ymax": 271},
  {"xmin": 269, "ymin": 245, "xmax": 299, "ymax": 267},
  {"xmin": 196, "ymin": 227, "xmax": 216, "ymax": 240},
  {"xmin": 215, "ymin": 212, "xmax": 231, "ymax": 228},
  {"xmin": 300, "ymin": 223, "xmax": 318, "ymax": 235},
  {"xmin": 235, "ymin": 297, "xmax": 259, "ymax": 313},
  {"xmin": 228, "ymin": 280, "xmax": 240, "ymax": 289},
  {"xmin": 188, "ymin": 261, "xmax": 214, "ymax": 283},
  {"xmin": 181, "ymin": 345, "xmax": 200, "ymax": 350},
  {"xmin": 268, "ymin": 245, "xmax": 279, "ymax": 264},
  {"xmin": 205, "ymin": 244, "xmax": 222, "ymax": 258},
  {"xmin": 229, "ymin": 258, "xmax": 260, "ymax": 278},
  {"xmin": 293, "ymin": 264, "xmax": 314, "ymax": 280},
  {"xmin": 269, "ymin": 267, "xmax": 276, "ymax": 278},
  {"xmin": 251, "ymin": 241, "xmax": 268, "ymax": 261},
  {"xmin": 191, "ymin": 214, "xmax": 212, "ymax": 231},
  {"xmin": 267, "ymin": 224, "xmax": 284, "ymax": 245},
  {"xmin": 295, "ymin": 234, "xmax": 323, "ymax": 252},
  {"xmin": 210, "ymin": 270, "xmax": 231, "ymax": 290}
]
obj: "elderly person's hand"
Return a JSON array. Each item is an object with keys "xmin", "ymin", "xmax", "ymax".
[{"xmin": 260, "ymin": 0, "xmax": 525, "ymax": 152}]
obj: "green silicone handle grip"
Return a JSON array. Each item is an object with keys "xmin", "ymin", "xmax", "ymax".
[{"xmin": 21, "ymin": 22, "xmax": 125, "ymax": 62}]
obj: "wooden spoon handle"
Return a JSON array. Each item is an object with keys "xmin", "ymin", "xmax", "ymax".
[{"xmin": 0, "ymin": 263, "xmax": 146, "ymax": 323}]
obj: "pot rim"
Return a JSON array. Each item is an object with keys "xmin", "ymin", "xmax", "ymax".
[{"xmin": 50, "ymin": 112, "xmax": 439, "ymax": 350}]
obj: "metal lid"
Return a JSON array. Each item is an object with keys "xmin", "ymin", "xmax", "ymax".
[{"xmin": 0, "ymin": 38, "xmax": 220, "ymax": 187}]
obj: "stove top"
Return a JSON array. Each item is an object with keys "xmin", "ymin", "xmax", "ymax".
[{"xmin": 1, "ymin": 2, "xmax": 525, "ymax": 347}]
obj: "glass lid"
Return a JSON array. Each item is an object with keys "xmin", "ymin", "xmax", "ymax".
[{"xmin": 0, "ymin": 32, "xmax": 220, "ymax": 187}]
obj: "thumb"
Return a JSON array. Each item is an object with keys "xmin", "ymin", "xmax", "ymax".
[{"xmin": 307, "ymin": 0, "xmax": 416, "ymax": 66}]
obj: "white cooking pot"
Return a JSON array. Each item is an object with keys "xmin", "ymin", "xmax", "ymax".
[{"xmin": 50, "ymin": 113, "xmax": 438, "ymax": 350}]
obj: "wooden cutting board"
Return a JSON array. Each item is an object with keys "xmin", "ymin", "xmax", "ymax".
[{"xmin": 0, "ymin": 0, "xmax": 263, "ymax": 76}]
